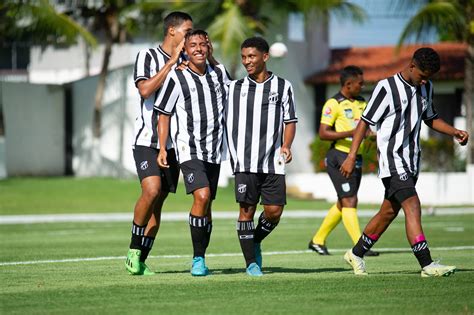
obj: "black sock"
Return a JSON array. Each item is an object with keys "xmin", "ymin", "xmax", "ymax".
[
  {"xmin": 352, "ymin": 233, "xmax": 377, "ymax": 258},
  {"xmin": 254, "ymin": 212, "xmax": 279, "ymax": 244},
  {"xmin": 140, "ymin": 236, "xmax": 155, "ymax": 262},
  {"xmin": 203, "ymin": 221, "xmax": 213, "ymax": 250},
  {"xmin": 189, "ymin": 214, "xmax": 208, "ymax": 258},
  {"xmin": 129, "ymin": 221, "xmax": 146, "ymax": 250},
  {"xmin": 412, "ymin": 240, "xmax": 433, "ymax": 268},
  {"xmin": 237, "ymin": 220, "xmax": 256, "ymax": 267}
]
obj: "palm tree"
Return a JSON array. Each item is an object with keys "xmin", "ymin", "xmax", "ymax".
[
  {"xmin": 177, "ymin": 0, "xmax": 366, "ymax": 77},
  {"xmin": 396, "ymin": 0, "xmax": 474, "ymax": 164}
]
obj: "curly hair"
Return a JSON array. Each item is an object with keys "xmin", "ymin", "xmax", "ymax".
[{"xmin": 413, "ymin": 47, "xmax": 440, "ymax": 74}]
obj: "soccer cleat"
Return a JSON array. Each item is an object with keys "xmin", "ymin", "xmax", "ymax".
[
  {"xmin": 254, "ymin": 243, "xmax": 262, "ymax": 269},
  {"xmin": 138, "ymin": 262, "xmax": 156, "ymax": 276},
  {"xmin": 344, "ymin": 249, "xmax": 368, "ymax": 275},
  {"xmin": 365, "ymin": 250, "xmax": 380, "ymax": 257},
  {"xmin": 421, "ymin": 262, "xmax": 456, "ymax": 277},
  {"xmin": 246, "ymin": 262, "xmax": 263, "ymax": 277},
  {"xmin": 191, "ymin": 257, "xmax": 209, "ymax": 276},
  {"xmin": 125, "ymin": 249, "xmax": 141, "ymax": 275},
  {"xmin": 308, "ymin": 241, "xmax": 330, "ymax": 255}
]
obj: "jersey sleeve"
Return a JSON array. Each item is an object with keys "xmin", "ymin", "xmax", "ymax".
[
  {"xmin": 154, "ymin": 72, "xmax": 179, "ymax": 116},
  {"xmin": 283, "ymin": 82, "xmax": 298, "ymax": 123},
  {"xmin": 320, "ymin": 98, "xmax": 338, "ymax": 126},
  {"xmin": 362, "ymin": 81, "xmax": 389, "ymax": 125},
  {"xmin": 133, "ymin": 49, "xmax": 151, "ymax": 87},
  {"xmin": 422, "ymin": 81, "xmax": 439, "ymax": 121}
]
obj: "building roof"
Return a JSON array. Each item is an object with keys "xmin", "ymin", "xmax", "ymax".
[{"xmin": 305, "ymin": 42, "xmax": 467, "ymax": 85}]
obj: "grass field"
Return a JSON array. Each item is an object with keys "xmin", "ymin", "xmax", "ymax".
[{"xmin": 1, "ymin": 178, "xmax": 473, "ymax": 314}]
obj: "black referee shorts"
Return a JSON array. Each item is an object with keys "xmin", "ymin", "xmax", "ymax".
[
  {"xmin": 325, "ymin": 148, "xmax": 362, "ymax": 199},
  {"xmin": 133, "ymin": 146, "xmax": 180, "ymax": 193},
  {"xmin": 180, "ymin": 159, "xmax": 221, "ymax": 200},
  {"xmin": 382, "ymin": 173, "xmax": 418, "ymax": 204}
]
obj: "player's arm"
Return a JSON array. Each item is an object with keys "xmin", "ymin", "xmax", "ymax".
[
  {"xmin": 340, "ymin": 119, "xmax": 369, "ymax": 178},
  {"xmin": 425, "ymin": 118, "xmax": 469, "ymax": 146},
  {"xmin": 137, "ymin": 39, "xmax": 185, "ymax": 99},
  {"xmin": 157, "ymin": 114, "xmax": 171, "ymax": 168},
  {"xmin": 319, "ymin": 123, "xmax": 353, "ymax": 141},
  {"xmin": 281, "ymin": 122, "xmax": 296, "ymax": 163}
]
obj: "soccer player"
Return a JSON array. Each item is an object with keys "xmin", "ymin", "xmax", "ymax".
[
  {"xmin": 308, "ymin": 66, "xmax": 378, "ymax": 257},
  {"xmin": 125, "ymin": 12, "xmax": 193, "ymax": 275},
  {"xmin": 227, "ymin": 37, "xmax": 298, "ymax": 276},
  {"xmin": 155, "ymin": 30, "xmax": 231, "ymax": 276},
  {"xmin": 340, "ymin": 47, "xmax": 469, "ymax": 277}
]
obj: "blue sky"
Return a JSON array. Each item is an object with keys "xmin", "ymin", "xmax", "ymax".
[{"xmin": 329, "ymin": 0, "xmax": 435, "ymax": 48}]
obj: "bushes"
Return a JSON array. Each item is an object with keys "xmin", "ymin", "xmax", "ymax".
[{"xmin": 309, "ymin": 135, "xmax": 378, "ymax": 173}]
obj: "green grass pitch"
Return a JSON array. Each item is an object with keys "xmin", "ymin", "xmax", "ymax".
[{"xmin": 0, "ymin": 178, "xmax": 473, "ymax": 314}]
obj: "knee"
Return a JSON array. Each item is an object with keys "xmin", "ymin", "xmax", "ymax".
[
  {"xmin": 194, "ymin": 189, "xmax": 211, "ymax": 206},
  {"xmin": 264, "ymin": 206, "xmax": 283, "ymax": 222},
  {"xmin": 341, "ymin": 196, "xmax": 358, "ymax": 208},
  {"xmin": 141, "ymin": 182, "xmax": 161, "ymax": 201}
]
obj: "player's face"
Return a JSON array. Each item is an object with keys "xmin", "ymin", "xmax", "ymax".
[
  {"xmin": 241, "ymin": 47, "xmax": 268, "ymax": 76},
  {"xmin": 409, "ymin": 63, "xmax": 432, "ymax": 86},
  {"xmin": 172, "ymin": 20, "xmax": 193, "ymax": 44},
  {"xmin": 185, "ymin": 35, "xmax": 208, "ymax": 66},
  {"xmin": 347, "ymin": 75, "xmax": 364, "ymax": 97}
]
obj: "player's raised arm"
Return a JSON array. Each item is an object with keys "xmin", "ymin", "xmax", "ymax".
[{"xmin": 340, "ymin": 119, "xmax": 369, "ymax": 178}]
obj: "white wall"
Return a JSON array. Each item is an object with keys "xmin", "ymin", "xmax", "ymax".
[
  {"xmin": 1, "ymin": 82, "xmax": 65, "ymax": 176},
  {"xmin": 287, "ymin": 165, "xmax": 474, "ymax": 206}
]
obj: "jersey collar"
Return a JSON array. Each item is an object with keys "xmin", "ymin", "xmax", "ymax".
[{"xmin": 247, "ymin": 72, "xmax": 274, "ymax": 84}]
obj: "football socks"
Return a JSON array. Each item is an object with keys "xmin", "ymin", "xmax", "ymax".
[
  {"xmin": 140, "ymin": 236, "xmax": 155, "ymax": 262},
  {"xmin": 237, "ymin": 220, "xmax": 256, "ymax": 267},
  {"xmin": 341, "ymin": 207, "xmax": 362, "ymax": 244},
  {"xmin": 189, "ymin": 214, "xmax": 208, "ymax": 258},
  {"xmin": 129, "ymin": 221, "xmax": 146, "ymax": 250},
  {"xmin": 352, "ymin": 233, "xmax": 378, "ymax": 258},
  {"xmin": 254, "ymin": 212, "xmax": 279, "ymax": 243},
  {"xmin": 312, "ymin": 203, "xmax": 341, "ymax": 245}
]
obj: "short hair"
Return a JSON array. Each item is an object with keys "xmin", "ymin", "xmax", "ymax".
[
  {"xmin": 185, "ymin": 29, "xmax": 208, "ymax": 41},
  {"xmin": 163, "ymin": 11, "xmax": 192, "ymax": 36},
  {"xmin": 340, "ymin": 65, "xmax": 363, "ymax": 86},
  {"xmin": 241, "ymin": 37, "xmax": 269, "ymax": 53},
  {"xmin": 412, "ymin": 47, "xmax": 440, "ymax": 74}
]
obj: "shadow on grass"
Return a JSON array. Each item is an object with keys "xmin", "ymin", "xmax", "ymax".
[{"xmin": 156, "ymin": 267, "xmax": 347, "ymax": 275}]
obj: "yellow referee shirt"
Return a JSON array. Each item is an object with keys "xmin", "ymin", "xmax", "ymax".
[{"xmin": 320, "ymin": 92, "xmax": 367, "ymax": 154}]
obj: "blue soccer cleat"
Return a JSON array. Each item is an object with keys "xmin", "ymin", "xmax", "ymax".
[
  {"xmin": 191, "ymin": 256, "xmax": 209, "ymax": 276},
  {"xmin": 246, "ymin": 262, "xmax": 263, "ymax": 277},
  {"xmin": 254, "ymin": 243, "xmax": 262, "ymax": 269}
]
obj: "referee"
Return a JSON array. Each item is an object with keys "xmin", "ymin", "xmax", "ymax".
[
  {"xmin": 341, "ymin": 47, "xmax": 469, "ymax": 277},
  {"xmin": 227, "ymin": 37, "xmax": 297, "ymax": 276},
  {"xmin": 155, "ymin": 30, "xmax": 231, "ymax": 276},
  {"xmin": 308, "ymin": 66, "xmax": 378, "ymax": 257},
  {"xmin": 125, "ymin": 12, "xmax": 192, "ymax": 276}
]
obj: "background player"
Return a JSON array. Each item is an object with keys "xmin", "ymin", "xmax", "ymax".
[
  {"xmin": 308, "ymin": 66, "xmax": 378, "ymax": 257},
  {"xmin": 340, "ymin": 47, "xmax": 469, "ymax": 277},
  {"xmin": 227, "ymin": 37, "xmax": 298, "ymax": 276}
]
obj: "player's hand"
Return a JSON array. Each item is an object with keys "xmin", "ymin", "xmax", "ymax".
[
  {"xmin": 206, "ymin": 35, "xmax": 214, "ymax": 58},
  {"xmin": 281, "ymin": 146, "xmax": 292, "ymax": 163},
  {"xmin": 171, "ymin": 38, "xmax": 185, "ymax": 64},
  {"xmin": 176, "ymin": 60, "xmax": 189, "ymax": 71},
  {"xmin": 454, "ymin": 129, "xmax": 469, "ymax": 146},
  {"xmin": 340, "ymin": 156, "xmax": 356, "ymax": 178},
  {"xmin": 157, "ymin": 150, "xmax": 169, "ymax": 168}
]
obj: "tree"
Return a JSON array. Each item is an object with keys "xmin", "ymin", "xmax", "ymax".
[{"xmin": 396, "ymin": 0, "xmax": 474, "ymax": 164}]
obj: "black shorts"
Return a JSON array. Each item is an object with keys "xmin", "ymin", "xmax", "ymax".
[
  {"xmin": 382, "ymin": 173, "xmax": 418, "ymax": 204},
  {"xmin": 325, "ymin": 148, "xmax": 362, "ymax": 199},
  {"xmin": 235, "ymin": 172, "xmax": 286, "ymax": 206},
  {"xmin": 180, "ymin": 160, "xmax": 221, "ymax": 200},
  {"xmin": 133, "ymin": 146, "xmax": 180, "ymax": 193}
]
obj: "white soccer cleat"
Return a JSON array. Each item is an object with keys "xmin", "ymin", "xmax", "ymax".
[
  {"xmin": 421, "ymin": 262, "xmax": 456, "ymax": 277},
  {"xmin": 344, "ymin": 250, "xmax": 368, "ymax": 275}
]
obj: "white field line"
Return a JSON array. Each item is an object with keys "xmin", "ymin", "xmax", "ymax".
[
  {"xmin": 1, "ymin": 208, "xmax": 473, "ymax": 224},
  {"xmin": 1, "ymin": 246, "xmax": 473, "ymax": 267}
]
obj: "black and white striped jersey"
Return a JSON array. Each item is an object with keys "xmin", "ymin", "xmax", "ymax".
[
  {"xmin": 226, "ymin": 74, "xmax": 298, "ymax": 175},
  {"xmin": 362, "ymin": 72, "xmax": 438, "ymax": 178},
  {"xmin": 154, "ymin": 64, "xmax": 231, "ymax": 164},
  {"xmin": 133, "ymin": 46, "xmax": 182, "ymax": 149}
]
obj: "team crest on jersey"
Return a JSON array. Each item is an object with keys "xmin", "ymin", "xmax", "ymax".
[
  {"xmin": 344, "ymin": 109, "xmax": 354, "ymax": 119},
  {"xmin": 187, "ymin": 173, "xmax": 194, "ymax": 183},
  {"xmin": 341, "ymin": 183, "xmax": 350, "ymax": 192},
  {"xmin": 268, "ymin": 91, "xmax": 279, "ymax": 104},
  {"xmin": 191, "ymin": 87, "xmax": 196, "ymax": 92},
  {"xmin": 399, "ymin": 173, "xmax": 409, "ymax": 181},
  {"xmin": 140, "ymin": 161, "xmax": 148, "ymax": 171},
  {"xmin": 402, "ymin": 99, "xmax": 408, "ymax": 105},
  {"xmin": 237, "ymin": 184, "xmax": 247, "ymax": 194}
]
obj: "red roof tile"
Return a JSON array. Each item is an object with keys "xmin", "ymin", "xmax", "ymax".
[{"xmin": 305, "ymin": 42, "xmax": 467, "ymax": 85}]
